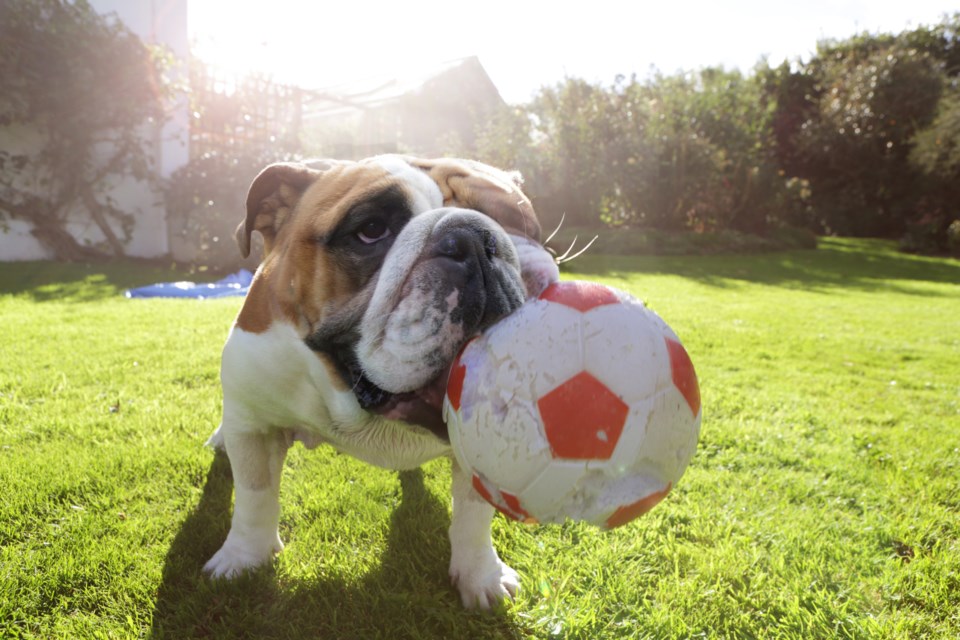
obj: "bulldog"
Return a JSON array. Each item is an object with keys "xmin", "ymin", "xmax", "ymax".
[{"xmin": 204, "ymin": 155, "xmax": 559, "ymax": 609}]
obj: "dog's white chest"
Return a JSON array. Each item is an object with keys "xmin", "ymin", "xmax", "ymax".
[{"xmin": 219, "ymin": 323, "xmax": 449, "ymax": 469}]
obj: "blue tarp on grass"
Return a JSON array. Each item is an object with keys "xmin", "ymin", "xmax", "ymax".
[{"xmin": 124, "ymin": 269, "xmax": 253, "ymax": 299}]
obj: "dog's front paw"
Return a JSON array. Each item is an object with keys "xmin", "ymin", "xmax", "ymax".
[
  {"xmin": 450, "ymin": 550, "xmax": 520, "ymax": 610},
  {"xmin": 203, "ymin": 532, "xmax": 283, "ymax": 579}
]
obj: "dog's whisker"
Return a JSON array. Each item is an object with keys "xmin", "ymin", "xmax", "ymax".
[
  {"xmin": 555, "ymin": 235, "xmax": 580, "ymax": 262},
  {"xmin": 557, "ymin": 235, "xmax": 599, "ymax": 264},
  {"xmin": 543, "ymin": 212, "xmax": 566, "ymax": 246}
]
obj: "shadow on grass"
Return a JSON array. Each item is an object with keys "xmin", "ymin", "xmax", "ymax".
[
  {"xmin": 8, "ymin": 239, "xmax": 953, "ymax": 304},
  {"xmin": 0, "ymin": 261, "xmax": 197, "ymax": 302},
  {"xmin": 563, "ymin": 238, "xmax": 960, "ymax": 296},
  {"xmin": 151, "ymin": 452, "xmax": 521, "ymax": 639}
]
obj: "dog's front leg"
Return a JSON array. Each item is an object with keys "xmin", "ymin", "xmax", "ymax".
[
  {"xmin": 205, "ymin": 428, "xmax": 289, "ymax": 578},
  {"xmin": 448, "ymin": 458, "xmax": 520, "ymax": 609}
]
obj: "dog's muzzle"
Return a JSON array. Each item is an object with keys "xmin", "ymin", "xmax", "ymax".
[{"xmin": 308, "ymin": 208, "xmax": 526, "ymax": 438}]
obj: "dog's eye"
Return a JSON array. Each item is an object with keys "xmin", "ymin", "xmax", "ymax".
[{"xmin": 357, "ymin": 218, "xmax": 391, "ymax": 244}]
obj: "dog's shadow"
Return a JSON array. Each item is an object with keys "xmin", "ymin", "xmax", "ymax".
[{"xmin": 150, "ymin": 451, "xmax": 515, "ymax": 639}]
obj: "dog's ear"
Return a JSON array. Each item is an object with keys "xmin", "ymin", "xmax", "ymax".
[
  {"xmin": 409, "ymin": 158, "xmax": 542, "ymax": 242},
  {"xmin": 238, "ymin": 162, "xmax": 324, "ymax": 258}
]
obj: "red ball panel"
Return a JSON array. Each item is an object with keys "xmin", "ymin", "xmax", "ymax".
[
  {"xmin": 500, "ymin": 490, "xmax": 536, "ymax": 524},
  {"xmin": 447, "ymin": 361, "xmax": 467, "ymax": 412},
  {"xmin": 665, "ymin": 337, "xmax": 700, "ymax": 416},
  {"xmin": 445, "ymin": 339, "xmax": 475, "ymax": 412},
  {"xmin": 472, "ymin": 474, "xmax": 536, "ymax": 523},
  {"xmin": 538, "ymin": 371, "xmax": 629, "ymax": 459},
  {"xmin": 538, "ymin": 280, "xmax": 620, "ymax": 312},
  {"xmin": 604, "ymin": 483, "xmax": 672, "ymax": 529},
  {"xmin": 471, "ymin": 473, "xmax": 495, "ymax": 503}
]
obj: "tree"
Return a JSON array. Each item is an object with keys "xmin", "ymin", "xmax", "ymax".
[
  {"xmin": 775, "ymin": 29, "xmax": 946, "ymax": 236},
  {"xmin": 612, "ymin": 68, "xmax": 799, "ymax": 234},
  {"xmin": 524, "ymin": 79, "xmax": 622, "ymax": 228},
  {"xmin": 906, "ymin": 87, "xmax": 960, "ymax": 253},
  {"xmin": 0, "ymin": 0, "xmax": 169, "ymax": 260},
  {"xmin": 473, "ymin": 19, "xmax": 955, "ymax": 248}
]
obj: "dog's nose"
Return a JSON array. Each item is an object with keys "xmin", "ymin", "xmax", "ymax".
[{"xmin": 431, "ymin": 227, "xmax": 497, "ymax": 263}]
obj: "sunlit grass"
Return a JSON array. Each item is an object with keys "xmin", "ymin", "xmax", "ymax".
[{"xmin": 1, "ymin": 239, "xmax": 958, "ymax": 638}]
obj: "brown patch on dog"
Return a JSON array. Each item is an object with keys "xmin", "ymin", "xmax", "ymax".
[
  {"xmin": 237, "ymin": 162, "xmax": 399, "ymax": 336},
  {"xmin": 408, "ymin": 157, "xmax": 542, "ymax": 242},
  {"xmin": 234, "ymin": 271, "xmax": 273, "ymax": 334},
  {"xmin": 238, "ymin": 163, "xmax": 325, "ymax": 258}
]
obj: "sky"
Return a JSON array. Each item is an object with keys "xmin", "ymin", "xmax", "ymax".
[{"xmin": 189, "ymin": 1, "xmax": 957, "ymax": 104}]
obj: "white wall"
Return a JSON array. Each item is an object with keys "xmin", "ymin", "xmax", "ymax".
[
  {"xmin": 0, "ymin": 0, "xmax": 189, "ymax": 261},
  {"xmin": 93, "ymin": 0, "xmax": 191, "ymax": 179}
]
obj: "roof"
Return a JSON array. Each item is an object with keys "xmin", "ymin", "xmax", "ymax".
[{"xmin": 301, "ymin": 56, "xmax": 502, "ymax": 119}]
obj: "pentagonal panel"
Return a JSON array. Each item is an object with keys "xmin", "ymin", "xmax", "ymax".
[
  {"xmin": 539, "ymin": 280, "xmax": 620, "ymax": 312},
  {"xmin": 445, "ymin": 339, "xmax": 476, "ymax": 412},
  {"xmin": 538, "ymin": 371, "xmax": 629, "ymax": 459},
  {"xmin": 471, "ymin": 473, "xmax": 536, "ymax": 523},
  {"xmin": 581, "ymin": 300, "xmax": 673, "ymax": 403},
  {"xmin": 604, "ymin": 483, "xmax": 672, "ymax": 529}
]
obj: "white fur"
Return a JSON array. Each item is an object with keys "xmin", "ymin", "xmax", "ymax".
[
  {"xmin": 511, "ymin": 234, "xmax": 561, "ymax": 298},
  {"xmin": 207, "ymin": 322, "xmax": 513, "ymax": 608},
  {"xmin": 218, "ymin": 323, "xmax": 451, "ymax": 470},
  {"xmin": 204, "ymin": 429, "xmax": 288, "ymax": 577},
  {"xmin": 367, "ymin": 155, "xmax": 444, "ymax": 213}
]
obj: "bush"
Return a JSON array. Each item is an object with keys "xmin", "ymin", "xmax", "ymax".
[{"xmin": 948, "ymin": 220, "xmax": 960, "ymax": 256}]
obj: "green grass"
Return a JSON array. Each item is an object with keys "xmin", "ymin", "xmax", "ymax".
[{"xmin": 1, "ymin": 239, "xmax": 958, "ymax": 639}]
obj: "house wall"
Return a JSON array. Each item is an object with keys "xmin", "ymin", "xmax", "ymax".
[
  {"xmin": 301, "ymin": 57, "xmax": 506, "ymax": 160},
  {"xmin": 92, "ymin": 0, "xmax": 190, "ymax": 179}
]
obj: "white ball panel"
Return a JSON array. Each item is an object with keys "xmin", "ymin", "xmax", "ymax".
[
  {"xmin": 516, "ymin": 459, "xmax": 593, "ymax": 523},
  {"xmin": 575, "ymin": 472, "xmax": 671, "ymax": 525},
  {"xmin": 581, "ymin": 302, "xmax": 674, "ymax": 402},
  {"xmin": 491, "ymin": 299, "xmax": 585, "ymax": 398},
  {"xmin": 608, "ymin": 397, "xmax": 654, "ymax": 472},
  {"xmin": 629, "ymin": 386, "xmax": 702, "ymax": 485},
  {"xmin": 450, "ymin": 340, "xmax": 552, "ymax": 492}
]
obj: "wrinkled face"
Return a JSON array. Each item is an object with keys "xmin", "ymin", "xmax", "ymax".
[{"xmin": 236, "ymin": 155, "xmax": 555, "ymax": 437}]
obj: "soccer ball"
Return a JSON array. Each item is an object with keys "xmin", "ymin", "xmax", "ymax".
[{"xmin": 443, "ymin": 280, "xmax": 701, "ymax": 528}]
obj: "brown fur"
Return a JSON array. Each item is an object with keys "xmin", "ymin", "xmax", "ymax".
[{"xmin": 407, "ymin": 157, "xmax": 541, "ymax": 242}]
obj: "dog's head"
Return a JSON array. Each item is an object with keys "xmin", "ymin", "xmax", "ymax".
[{"xmin": 236, "ymin": 155, "xmax": 558, "ymax": 436}]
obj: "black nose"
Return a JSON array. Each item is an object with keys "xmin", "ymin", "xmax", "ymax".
[{"xmin": 431, "ymin": 227, "xmax": 497, "ymax": 263}]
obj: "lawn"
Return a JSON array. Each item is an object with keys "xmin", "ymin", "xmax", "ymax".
[{"xmin": 1, "ymin": 238, "xmax": 958, "ymax": 639}]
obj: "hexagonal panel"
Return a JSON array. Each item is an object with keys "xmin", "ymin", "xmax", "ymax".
[
  {"xmin": 450, "ymin": 326, "xmax": 555, "ymax": 494},
  {"xmin": 515, "ymin": 459, "xmax": 589, "ymax": 523},
  {"xmin": 582, "ymin": 301, "xmax": 672, "ymax": 402},
  {"xmin": 538, "ymin": 371, "xmax": 629, "ymax": 459},
  {"xmin": 665, "ymin": 337, "xmax": 700, "ymax": 416},
  {"xmin": 539, "ymin": 280, "xmax": 620, "ymax": 312}
]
